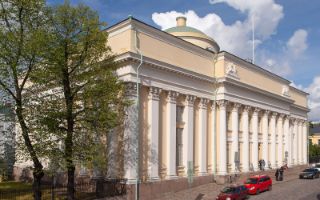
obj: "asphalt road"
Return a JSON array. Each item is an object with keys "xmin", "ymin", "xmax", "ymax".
[{"xmin": 249, "ymin": 177, "xmax": 320, "ymax": 200}]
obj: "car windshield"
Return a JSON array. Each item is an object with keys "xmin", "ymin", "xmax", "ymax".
[
  {"xmin": 303, "ymin": 169, "xmax": 315, "ymax": 172},
  {"xmin": 221, "ymin": 187, "xmax": 236, "ymax": 193},
  {"xmin": 245, "ymin": 178, "xmax": 258, "ymax": 184},
  {"xmin": 315, "ymin": 164, "xmax": 320, "ymax": 168}
]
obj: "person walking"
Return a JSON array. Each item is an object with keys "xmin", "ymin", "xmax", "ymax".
[
  {"xmin": 279, "ymin": 167, "xmax": 284, "ymax": 181},
  {"xmin": 275, "ymin": 168, "xmax": 280, "ymax": 181},
  {"xmin": 261, "ymin": 159, "xmax": 265, "ymax": 171}
]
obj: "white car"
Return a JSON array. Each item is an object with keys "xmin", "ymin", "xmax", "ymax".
[{"xmin": 312, "ymin": 163, "xmax": 320, "ymax": 172}]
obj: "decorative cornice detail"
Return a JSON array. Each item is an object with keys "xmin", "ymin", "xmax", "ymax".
[
  {"xmin": 167, "ymin": 91, "xmax": 179, "ymax": 103},
  {"xmin": 148, "ymin": 87, "xmax": 161, "ymax": 100},
  {"xmin": 217, "ymin": 100, "xmax": 228, "ymax": 109},
  {"xmin": 225, "ymin": 62, "xmax": 239, "ymax": 80},
  {"xmin": 199, "ymin": 98, "xmax": 209, "ymax": 109},
  {"xmin": 232, "ymin": 103, "xmax": 241, "ymax": 112},
  {"xmin": 243, "ymin": 105, "xmax": 251, "ymax": 112},
  {"xmin": 186, "ymin": 95, "xmax": 196, "ymax": 106},
  {"xmin": 125, "ymin": 82, "xmax": 137, "ymax": 97}
]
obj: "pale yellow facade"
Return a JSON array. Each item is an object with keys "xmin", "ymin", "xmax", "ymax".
[{"xmin": 106, "ymin": 16, "xmax": 309, "ymax": 186}]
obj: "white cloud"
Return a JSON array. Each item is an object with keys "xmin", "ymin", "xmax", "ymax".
[
  {"xmin": 152, "ymin": 0, "xmax": 283, "ymax": 59},
  {"xmin": 286, "ymin": 29, "xmax": 308, "ymax": 58}
]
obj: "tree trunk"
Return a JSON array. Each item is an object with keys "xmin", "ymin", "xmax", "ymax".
[
  {"xmin": 16, "ymin": 100, "xmax": 44, "ymax": 200},
  {"xmin": 33, "ymin": 169, "xmax": 44, "ymax": 200},
  {"xmin": 67, "ymin": 165, "xmax": 75, "ymax": 200}
]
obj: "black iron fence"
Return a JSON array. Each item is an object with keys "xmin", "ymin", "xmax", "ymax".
[
  {"xmin": 309, "ymin": 156, "xmax": 320, "ymax": 164},
  {"xmin": 0, "ymin": 178, "xmax": 127, "ymax": 200}
]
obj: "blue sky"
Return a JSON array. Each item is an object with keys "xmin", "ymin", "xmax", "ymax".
[{"xmin": 48, "ymin": 0, "xmax": 320, "ymax": 121}]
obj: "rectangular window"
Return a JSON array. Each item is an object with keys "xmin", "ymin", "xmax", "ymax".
[
  {"xmin": 176, "ymin": 106, "xmax": 184, "ymax": 123},
  {"xmin": 176, "ymin": 128, "xmax": 183, "ymax": 166}
]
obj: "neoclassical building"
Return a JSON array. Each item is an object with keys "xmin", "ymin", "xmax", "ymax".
[{"xmin": 107, "ymin": 16, "xmax": 308, "ymax": 189}]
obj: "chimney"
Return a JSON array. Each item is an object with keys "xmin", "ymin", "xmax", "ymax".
[{"xmin": 176, "ymin": 16, "xmax": 187, "ymax": 27}]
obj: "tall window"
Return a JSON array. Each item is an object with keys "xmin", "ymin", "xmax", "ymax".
[
  {"xmin": 176, "ymin": 128, "xmax": 183, "ymax": 166},
  {"xmin": 176, "ymin": 105, "xmax": 184, "ymax": 167},
  {"xmin": 176, "ymin": 106, "xmax": 184, "ymax": 123}
]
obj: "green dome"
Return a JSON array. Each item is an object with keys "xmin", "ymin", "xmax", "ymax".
[{"xmin": 165, "ymin": 26, "xmax": 205, "ymax": 34}]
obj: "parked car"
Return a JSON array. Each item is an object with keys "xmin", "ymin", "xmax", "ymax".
[
  {"xmin": 312, "ymin": 163, "xmax": 320, "ymax": 172},
  {"xmin": 299, "ymin": 168, "xmax": 320, "ymax": 179},
  {"xmin": 216, "ymin": 185, "xmax": 248, "ymax": 200},
  {"xmin": 243, "ymin": 175, "xmax": 272, "ymax": 195}
]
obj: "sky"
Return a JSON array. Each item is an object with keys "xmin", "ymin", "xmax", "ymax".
[{"xmin": 48, "ymin": 0, "xmax": 320, "ymax": 121}]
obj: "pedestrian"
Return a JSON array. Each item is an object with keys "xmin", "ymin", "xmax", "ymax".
[
  {"xmin": 275, "ymin": 168, "xmax": 280, "ymax": 181},
  {"xmin": 258, "ymin": 160, "xmax": 262, "ymax": 170},
  {"xmin": 279, "ymin": 167, "xmax": 284, "ymax": 181},
  {"xmin": 261, "ymin": 159, "xmax": 265, "ymax": 171}
]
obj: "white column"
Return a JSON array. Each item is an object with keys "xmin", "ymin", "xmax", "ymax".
[
  {"xmin": 298, "ymin": 120, "xmax": 303, "ymax": 164},
  {"xmin": 252, "ymin": 108, "xmax": 260, "ymax": 171},
  {"xmin": 217, "ymin": 100, "xmax": 228, "ymax": 175},
  {"xmin": 288, "ymin": 119, "xmax": 293, "ymax": 167},
  {"xmin": 182, "ymin": 95, "xmax": 195, "ymax": 175},
  {"xmin": 166, "ymin": 91, "xmax": 178, "ymax": 179},
  {"xmin": 303, "ymin": 122, "xmax": 308, "ymax": 164},
  {"xmin": 231, "ymin": 103, "xmax": 241, "ymax": 173},
  {"xmin": 124, "ymin": 83, "xmax": 138, "ymax": 183},
  {"xmin": 198, "ymin": 98, "xmax": 209, "ymax": 176},
  {"xmin": 270, "ymin": 112, "xmax": 277, "ymax": 169},
  {"xmin": 242, "ymin": 106, "xmax": 250, "ymax": 172},
  {"xmin": 262, "ymin": 110, "xmax": 269, "ymax": 169},
  {"xmin": 147, "ymin": 87, "xmax": 161, "ymax": 180},
  {"xmin": 293, "ymin": 119, "xmax": 298, "ymax": 165},
  {"xmin": 211, "ymin": 102, "xmax": 217, "ymax": 174},
  {"xmin": 283, "ymin": 116, "xmax": 290, "ymax": 167},
  {"xmin": 277, "ymin": 114, "xmax": 284, "ymax": 167}
]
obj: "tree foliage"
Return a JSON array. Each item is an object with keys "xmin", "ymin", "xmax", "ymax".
[
  {"xmin": 27, "ymin": 1, "xmax": 127, "ymax": 199},
  {"xmin": 0, "ymin": 0, "xmax": 49, "ymax": 199}
]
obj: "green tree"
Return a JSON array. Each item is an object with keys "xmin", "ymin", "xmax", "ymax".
[
  {"xmin": 29, "ymin": 1, "xmax": 127, "ymax": 199},
  {"xmin": 0, "ymin": 0, "xmax": 48, "ymax": 199}
]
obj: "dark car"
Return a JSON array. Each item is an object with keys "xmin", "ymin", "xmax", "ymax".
[
  {"xmin": 216, "ymin": 185, "xmax": 248, "ymax": 200},
  {"xmin": 299, "ymin": 168, "xmax": 320, "ymax": 179},
  {"xmin": 243, "ymin": 175, "xmax": 272, "ymax": 195}
]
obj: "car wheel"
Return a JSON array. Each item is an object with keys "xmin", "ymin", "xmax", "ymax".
[
  {"xmin": 268, "ymin": 185, "xmax": 272, "ymax": 191},
  {"xmin": 256, "ymin": 189, "xmax": 260, "ymax": 195}
]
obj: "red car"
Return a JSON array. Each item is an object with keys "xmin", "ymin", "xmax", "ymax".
[
  {"xmin": 243, "ymin": 175, "xmax": 272, "ymax": 195},
  {"xmin": 216, "ymin": 185, "xmax": 248, "ymax": 200}
]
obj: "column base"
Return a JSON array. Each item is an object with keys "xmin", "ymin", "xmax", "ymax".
[
  {"xmin": 166, "ymin": 175, "xmax": 178, "ymax": 180},
  {"xmin": 148, "ymin": 176, "xmax": 160, "ymax": 182},
  {"xmin": 198, "ymin": 172, "xmax": 208, "ymax": 176},
  {"xmin": 126, "ymin": 178, "xmax": 138, "ymax": 184}
]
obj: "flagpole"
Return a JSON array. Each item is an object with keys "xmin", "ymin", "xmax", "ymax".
[{"xmin": 252, "ymin": 13, "xmax": 255, "ymax": 64}]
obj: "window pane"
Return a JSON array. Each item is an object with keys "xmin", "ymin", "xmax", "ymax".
[{"xmin": 176, "ymin": 128, "xmax": 183, "ymax": 166}]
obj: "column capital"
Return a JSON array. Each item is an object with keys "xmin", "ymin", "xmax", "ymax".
[
  {"xmin": 125, "ymin": 82, "xmax": 137, "ymax": 97},
  {"xmin": 263, "ymin": 110, "xmax": 270, "ymax": 116},
  {"xmin": 217, "ymin": 100, "xmax": 228, "ymax": 109},
  {"xmin": 148, "ymin": 86, "xmax": 161, "ymax": 100},
  {"xmin": 186, "ymin": 94, "xmax": 196, "ymax": 106},
  {"xmin": 199, "ymin": 98, "xmax": 209, "ymax": 109},
  {"xmin": 271, "ymin": 112, "xmax": 278, "ymax": 118},
  {"xmin": 253, "ymin": 107, "xmax": 261, "ymax": 115},
  {"xmin": 167, "ymin": 91, "xmax": 178, "ymax": 103},
  {"xmin": 232, "ymin": 102, "xmax": 241, "ymax": 111},
  {"xmin": 278, "ymin": 113, "xmax": 285, "ymax": 120},
  {"xmin": 243, "ymin": 105, "xmax": 251, "ymax": 112}
]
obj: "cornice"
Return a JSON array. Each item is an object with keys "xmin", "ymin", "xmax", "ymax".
[
  {"xmin": 290, "ymin": 104, "xmax": 310, "ymax": 112},
  {"xmin": 115, "ymin": 52, "xmax": 215, "ymax": 84},
  {"xmin": 218, "ymin": 51, "xmax": 291, "ymax": 85},
  {"xmin": 219, "ymin": 77, "xmax": 294, "ymax": 104}
]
